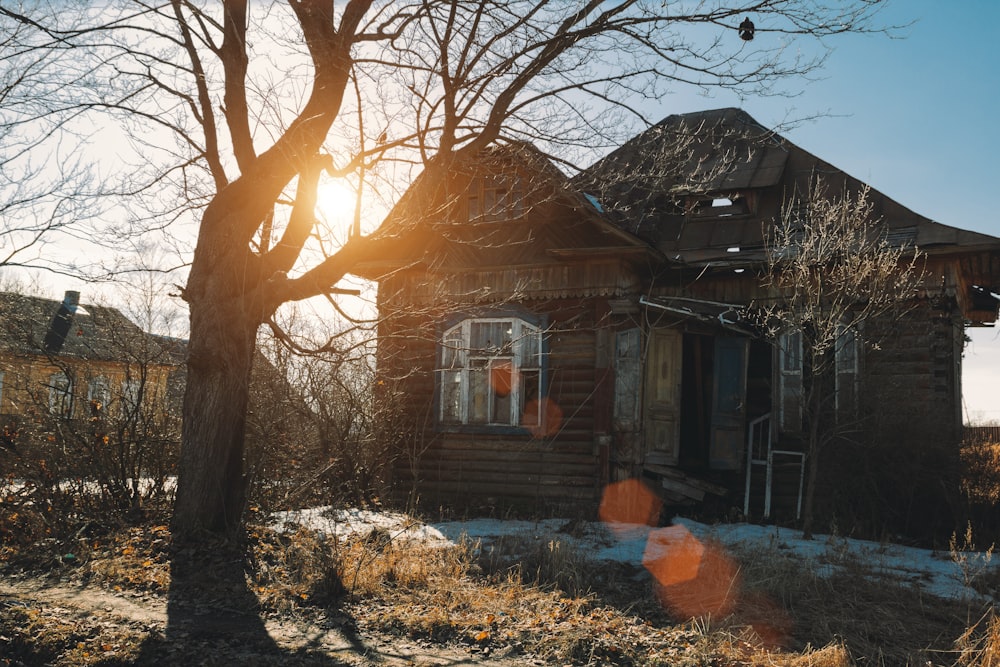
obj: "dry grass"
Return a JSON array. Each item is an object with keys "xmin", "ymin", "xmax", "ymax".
[
  {"xmin": 954, "ymin": 610, "xmax": 1000, "ymax": 666},
  {"xmin": 961, "ymin": 439, "xmax": 1000, "ymax": 504},
  {"xmin": 2, "ymin": 516, "xmax": 998, "ymax": 666}
]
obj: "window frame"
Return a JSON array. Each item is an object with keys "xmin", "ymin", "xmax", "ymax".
[
  {"xmin": 777, "ymin": 329, "xmax": 803, "ymax": 433},
  {"xmin": 436, "ymin": 313, "xmax": 546, "ymax": 433},
  {"xmin": 467, "ymin": 173, "xmax": 524, "ymax": 222},
  {"xmin": 834, "ymin": 323, "xmax": 860, "ymax": 419},
  {"xmin": 47, "ymin": 371, "xmax": 74, "ymax": 418}
]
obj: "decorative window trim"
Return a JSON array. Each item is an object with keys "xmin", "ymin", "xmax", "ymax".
[{"xmin": 436, "ymin": 312, "xmax": 546, "ymax": 433}]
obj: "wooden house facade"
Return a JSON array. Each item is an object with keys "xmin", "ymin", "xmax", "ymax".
[{"xmin": 358, "ymin": 109, "xmax": 1000, "ymax": 531}]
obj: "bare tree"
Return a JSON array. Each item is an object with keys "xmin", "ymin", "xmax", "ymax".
[
  {"xmin": 756, "ymin": 179, "xmax": 924, "ymax": 539},
  {"xmin": 0, "ymin": 5, "xmax": 104, "ymax": 274},
  {"xmin": 0, "ymin": 1, "xmax": 893, "ymax": 542}
]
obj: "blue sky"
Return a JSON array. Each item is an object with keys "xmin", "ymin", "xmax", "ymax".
[{"xmin": 652, "ymin": 1, "xmax": 1000, "ymax": 421}]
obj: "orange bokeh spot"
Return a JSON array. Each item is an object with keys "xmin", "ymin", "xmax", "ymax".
[
  {"xmin": 490, "ymin": 362, "xmax": 513, "ymax": 397},
  {"xmin": 643, "ymin": 525, "xmax": 740, "ymax": 619},
  {"xmin": 739, "ymin": 591, "xmax": 793, "ymax": 650},
  {"xmin": 523, "ymin": 397, "xmax": 563, "ymax": 438},
  {"xmin": 599, "ymin": 478, "xmax": 662, "ymax": 527}
]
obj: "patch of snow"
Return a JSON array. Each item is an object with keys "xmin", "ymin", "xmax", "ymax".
[{"xmin": 271, "ymin": 507, "xmax": 998, "ymax": 603}]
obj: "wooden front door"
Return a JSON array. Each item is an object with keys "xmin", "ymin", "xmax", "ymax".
[
  {"xmin": 710, "ymin": 336, "xmax": 748, "ymax": 470},
  {"xmin": 644, "ymin": 328, "xmax": 682, "ymax": 466}
]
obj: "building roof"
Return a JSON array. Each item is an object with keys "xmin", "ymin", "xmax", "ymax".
[
  {"xmin": 576, "ymin": 108, "xmax": 1000, "ymax": 266},
  {"xmin": 0, "ymin": 291, "xmax": 173, "ymax": 364}
]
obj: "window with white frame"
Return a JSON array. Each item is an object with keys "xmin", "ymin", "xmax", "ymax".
[
  {"xmin": 47, "ymin": 372, "xmax": 73, "ymax": 418},
  {"xmin": 88, "ymin": 376, "xmax": 110, "ymax": 414},
  {"xmin": 439, "ymin": 317, "xmax": 542, "ymax": 427}
]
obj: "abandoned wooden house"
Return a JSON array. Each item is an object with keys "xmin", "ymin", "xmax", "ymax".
[
  {"xmin": 357, "ymin": 108, "xmax": 1000, "ymax": 533},
  {"xmin": 0, "ymin": 290, "xmax": 177, "ymax": 442}
]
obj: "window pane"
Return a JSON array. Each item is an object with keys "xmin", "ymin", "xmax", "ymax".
[
  {"xmin": 440, "ymin": 370, "xmax": 462, "ymax": 422},
  {"xmin": 88, "ymin": 377, "xmax": 110, "ymax": 413},
  {"xmin": 439, "ymin": 316, "xmax": 543, "ymax": 428},
  {"xmin": 48, "ymin": 373, "xmax": 72, "ymax": 417},
  {"xmin": 468, "ymin": 361, "xmax": 489, "ymax": 423},
  {"xmin": 441, "ymin": 328, "xmax": 464, "ymax": 368},
  {"xmin": 836, "ymin": 328, "xmax": 857, "ymax": 373},
  {"xmin": 518, "ymin": 324, "xmax": 540, "ymax": 366},
  {"xmin": 780, "ymin": 330, "xmax": 801, "ymax": 373},
  {"xmin": 492, "ymin": 379, "xmax": 512, "ymax": 425},
  {"xmin": 470, "ymin": 321, "xmax": 511, "ymax": 353},
  {"xmin": 614, "ymin": 329, "xmax": 641, "ymax": 426}
]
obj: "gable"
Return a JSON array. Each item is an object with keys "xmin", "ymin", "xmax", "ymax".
[{"xmin": 354, "ymin": 142, "xmax": 657, "ymax": 301}]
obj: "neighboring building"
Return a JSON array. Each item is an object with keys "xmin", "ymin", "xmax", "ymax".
[
  {"xmin": 0, "ymin": 290, "xmax": 177, "ymax": 436},
  {"xmin": 356, "ymin": 109, "xmax": 1000, "ymax": 534}
]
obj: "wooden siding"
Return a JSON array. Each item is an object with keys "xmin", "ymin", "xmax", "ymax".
[
  {"xmin": 0, "ymin": 355, "xmax": 173, "ymax": 421},
  {"xmin": 860, "ymin": 300, "xmax": 964, "ymax": 447},
  {"xmin": 378, "ymin": 297, "xmax": 613, "ymax": 513}
]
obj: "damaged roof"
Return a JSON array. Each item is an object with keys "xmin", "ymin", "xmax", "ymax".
[{"xmin": 576, "ymin": 108, "xmax": 1000, "ymax": 266}]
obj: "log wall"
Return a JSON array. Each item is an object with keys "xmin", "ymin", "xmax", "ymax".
[{"xmin": 377, "ymin": 292, "xmax": 614, "ymax": 516}]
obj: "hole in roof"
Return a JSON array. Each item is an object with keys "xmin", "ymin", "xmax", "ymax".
[
  {"xmin": 727, "ymin": 246, "xmax": 740, "ymax": 253},
  {"xmin": 712, "ymin": 198, "xmax": 733, "ymax": 207}
]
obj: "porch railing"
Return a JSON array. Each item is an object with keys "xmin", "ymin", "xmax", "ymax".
[{"xmin": 743, "ymin": 413, "xmax": 805, "ymax": 521}]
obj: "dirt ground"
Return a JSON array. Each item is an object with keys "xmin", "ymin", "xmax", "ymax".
[{"xmin": 0, "ymin": 575, "xmax": 531, "ymax": 666}]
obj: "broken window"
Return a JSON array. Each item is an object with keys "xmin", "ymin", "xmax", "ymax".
[
  {"xmin": 689, "ymin": 191, "xmax": 753, "ymax": 218},
  {"xmin": 438, "ymin": 316, "xmax": 543, "ymax": 428},
  {"xmin": 468, "ymin": 173, "xmax": 524, "ymax": 222}
]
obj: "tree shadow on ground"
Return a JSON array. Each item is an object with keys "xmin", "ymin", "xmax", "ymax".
[{"xmin": 134, "ymin": 534, "xmax": 363, "ymax": 665}]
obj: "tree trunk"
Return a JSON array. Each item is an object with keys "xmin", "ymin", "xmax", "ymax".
[{"xmin": 172, "ymin": 287, "xmax": 259, "ymax": 539}]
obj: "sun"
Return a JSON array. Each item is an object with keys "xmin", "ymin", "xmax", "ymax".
[{"xmin": 316, "ymin": 176, "xmax": 357, "ymax": 225}]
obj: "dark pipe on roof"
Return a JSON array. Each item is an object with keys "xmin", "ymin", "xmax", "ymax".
[{"xmin": 43, "ymin": 290, "xmax": 80, "ymax": 354}]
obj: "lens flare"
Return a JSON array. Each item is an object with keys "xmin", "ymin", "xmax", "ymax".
[
  {"xmin": 490, "ymin": 361, "xmax": 513, "ymax": 397},
  {"xmin": 522, "ymin": 397, "xmax": 562, "ymax": 437},
  {"xmin": 642, "ymin": 525, "xmax": 740, "ymax": 619},
  {"xmin": 598, "ymin": 478, "xmax": 662, "ymax": 527}
]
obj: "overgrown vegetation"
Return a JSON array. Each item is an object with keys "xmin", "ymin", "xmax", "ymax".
[
  {"xmin": 2, "ymin": 322, "xmax": 999, "ymax": 664},
  {"xmin": 1, "ymin": 505, "xmax": 998, "ymax": 666}
]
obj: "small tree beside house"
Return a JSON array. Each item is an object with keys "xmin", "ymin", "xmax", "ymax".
[{"xmin": 756, "ymin": 180, "xmax": 926, "ymax": 538}]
